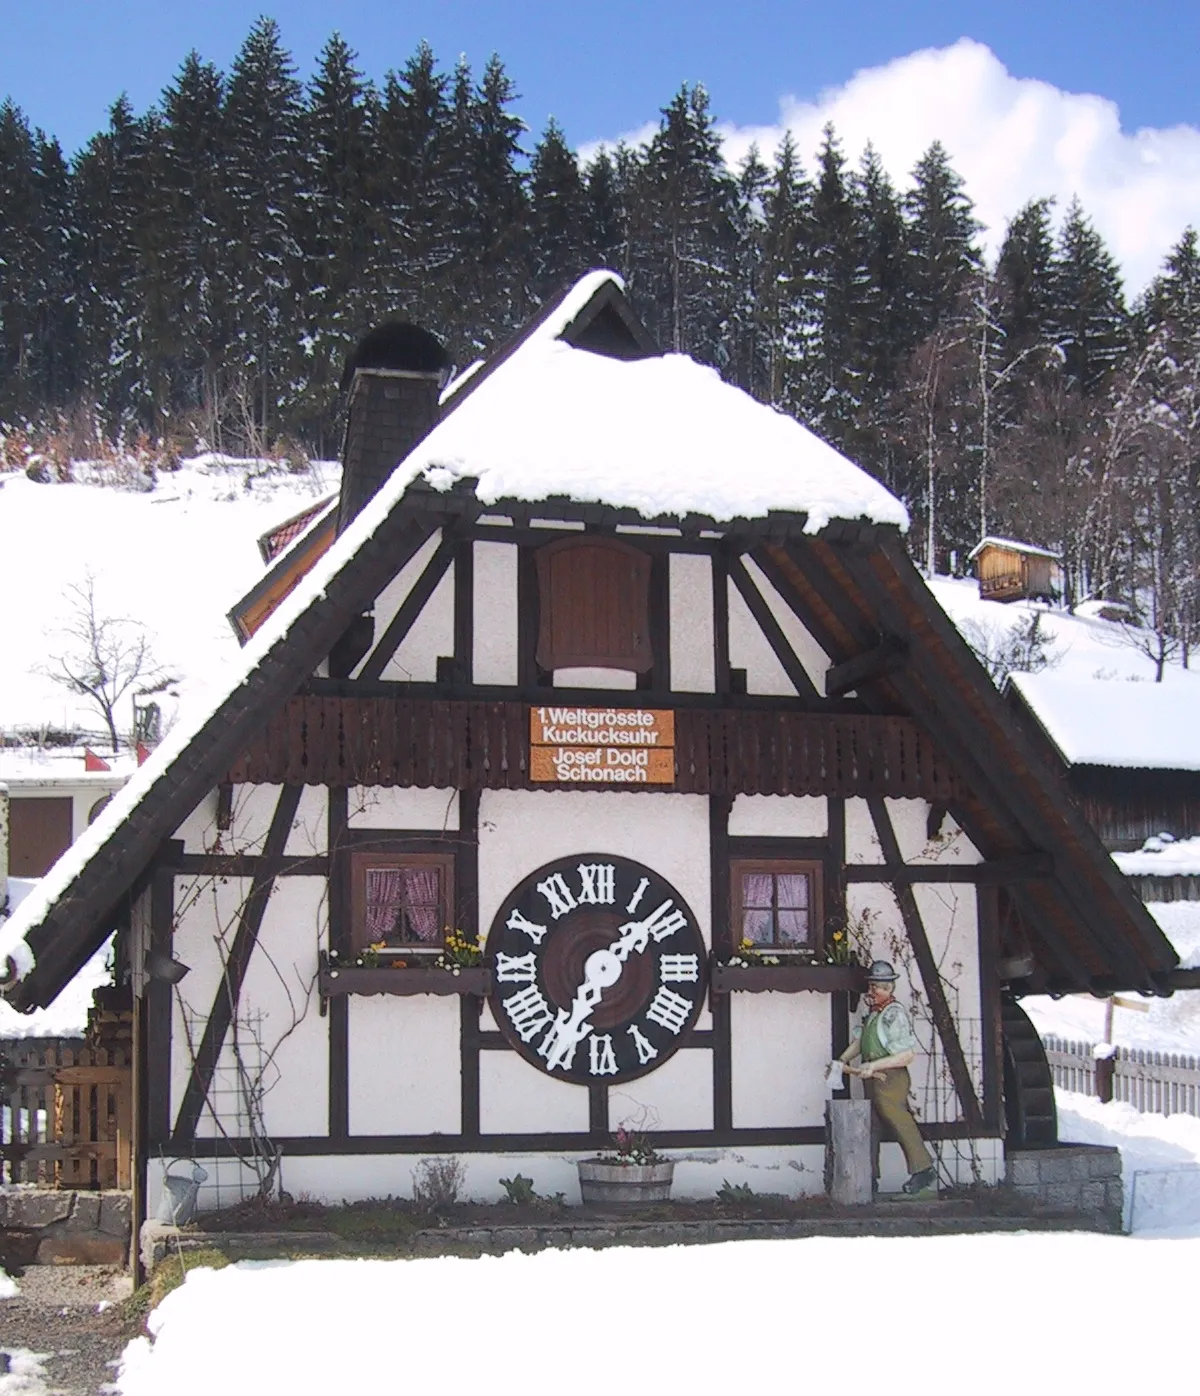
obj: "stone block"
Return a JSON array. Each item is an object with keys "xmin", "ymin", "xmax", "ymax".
[
  {"xmin": 1037, "ymin": 1153, "xmax": 1076, "ymax": 1184},
  {"xmin": 1079, "ymin": 1181, "xmax": 1108, "ymax": 1212},
  {"xmin": 569, "ymin": 1229, "xmax": 613, "ymax": 1248},
  {"xmin": 496, "ymin": 1228, "xmax": 537, "ymax": 1251},
  {"xmin": 36, "ymin": 1231, "xmax": 127, "ymax": 1266},
  {"xmin": 6, "ymin": 1191, "xmax": 72, "ymax": 1229},
  {"xmin": 140, "ymin": 1220, "xmax": 175, "ymax": 1272},
  {"xmin": 1043, "ymin": 1182, "xmax": 1082, "ymax": 1209},
  {"xmin": 1069, "ymin": 1151, "xmax": 1095, "ymax": 1182},
  {"xmin": 1089, "ymin": 1149, "xmax": 1122, "ymax": 1179},
  {"xmin": 1005, "ymin": 1155, "xmax": 1041, "ymax": 1188},
  {"xmin": 68, "ymin": 1194, "xmax": 102, "ymax": 1230},
  {"xmin": 98, "ymin": 1192, "xmax": 132, "ymax": 1238}
]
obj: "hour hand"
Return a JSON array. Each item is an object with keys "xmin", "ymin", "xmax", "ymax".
[{"xmin": 539, "ymin": 948, "xmax": 622, "ymax": 1071}]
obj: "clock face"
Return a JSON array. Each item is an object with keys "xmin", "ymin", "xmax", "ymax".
[{"xmin": 487, "ymin": 854, "xmax": 708, "ymax": 1085}]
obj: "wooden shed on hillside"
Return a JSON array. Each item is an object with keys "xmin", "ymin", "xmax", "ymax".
[{"xmin": 969, "ymin": 538, "xmax": 1062, "ymax": 603}]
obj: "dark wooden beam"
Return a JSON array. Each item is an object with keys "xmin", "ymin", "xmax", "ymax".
[
  {"xmin": 977, "ymin": 886, "xmax": 1004, "ymax": 1133},
  {"xmin": 710, "ymin": 794, "xmax": 733, "ymax": 1133},
  {"xmin": 825, "ymin": 636, "xmax": 908, "ymax": 698},
  {"xmin": 712, "ymin": 552, "xmax": 731, "ymax": 696},
  {"xmin": 727, "ymin": 555, "xmax": 821, "ymax": 702},
  {"xmin": 327, "ymin": 786, "xmax": 349, "ymax": 1139},
  {"xmin": 145, "ymin": 867, "xmax": 175, "ymax": 1147},
  {"xmin": 358, "ymin": 536, "xmax": 455, "ymax": 682},
  {"xmin": 171, "ymin": 784, "xmax": 304, "ymax": 1143},
  {"xmin": 867, "ymin": 797, "xmax": 985, "ymax": 1132}
]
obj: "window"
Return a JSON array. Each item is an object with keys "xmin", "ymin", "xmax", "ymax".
[
  {"xmin": 535, "ymin": 536, "xmax": 652, "ymax": 672},
  {"xmin": 350, "ymin": 852, "xmax": 453, "ymax": 952},
  {"xmin": 731, "ymin": 859, "xmax": 823, "ymax": 952}
]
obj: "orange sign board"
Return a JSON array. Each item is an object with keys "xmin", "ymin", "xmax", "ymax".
[
  {"xmin": 529, "ymin": 705, "xmax": 676, "ymax": 786},
  {"xmin": 530, "ymin": 745, "xmax": 676, "ymax": 785},
  {"xmin": 529, "ymin": 706, "xmax": 674, "ymax": 748}
]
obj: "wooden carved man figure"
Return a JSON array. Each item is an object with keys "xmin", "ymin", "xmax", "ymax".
[{"xmin": 836, "ymin": 960, "xmax": 937, "ymax": 1195}]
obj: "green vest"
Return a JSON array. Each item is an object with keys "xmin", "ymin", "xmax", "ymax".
[{"xmin": 859, "ymin": 1009, "xmax": 888, "ymax": 1062}]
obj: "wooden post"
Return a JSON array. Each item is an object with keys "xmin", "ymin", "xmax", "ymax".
[{"xmin": 826, "ymin": 1098, "xmax": 873, "ymax": 1205}]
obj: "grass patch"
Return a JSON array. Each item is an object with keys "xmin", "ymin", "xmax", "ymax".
[{"xmin": 124, "ymin": 1246, "xmax": 233, "ymax": 1329}]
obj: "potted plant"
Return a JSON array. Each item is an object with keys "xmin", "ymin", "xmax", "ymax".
[
  {"xmin": 317, "ymin": 929, "xmax": 490, "ymax": 1007},
  {"xmin": 577, "ymin": 1125, "xmax": 674, "ymax": 1208},
  {"xmin": 710, "ymin": 931, "xmax": 868, "ymax": 995}
]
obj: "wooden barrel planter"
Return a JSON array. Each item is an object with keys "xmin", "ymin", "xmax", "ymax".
[{"xmin": 577, "ymin": 1159, "xmax": 675, "ymax": 1207}]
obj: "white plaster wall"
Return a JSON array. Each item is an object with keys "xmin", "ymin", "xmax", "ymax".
[
  {"xmin": 882, "ymin": 797, "xmax": 984, "ymax": 865},
  {"xmin": 473, "ymin": 541, "xmax": 519, "ymax": 685},
  {"xmin": 741, "ymin": 556, "xmax": 831, "ymax": 694},
  {"xmin": 237, "ymin": 875, "xmax": 329, "ymax": 1138},
  {"xmin": 845, "ymin": 797, "xmax": 884, "ymax": 863},
  {"xmin": 728, "ymin": 584, "xmax": 795, "ymax": 696},
  {"xmin": 553, "ymin": 667, "xmax": 637, "ymax": 689},
  {"xmin": 609, "ymin": 1050, "xmax": 713, "ymax": 1133},
  {"xmin": 382, "ymin": 565, "xmax": 453, "ymax": 683},
  {"xmin": 175, "ymin": 789, "xmax": 220, "ymax": 854},
  {"xmin": 731, "ymin": 992, "xmax": 830, "ymax": 1128},
  {"xmin": 347, "ymin": 786, "xmax": 459, "ymax": 830},
  {"xmin": 477, "ymin": 790, "xmax": 711, "ymax": 948},
  {"xmin": 728, "ymin": 794, "xmax": 827, "ymax": 839},
  {"xmin": 669, "ymin": 553, "xmax": 715, "ymax": 692},
  {"xmin": 480, "ymin": 1053, "xmax": 589, "ymax": 1134},
  {"xmin": 284, "ymin": 786, "xmax": 328, "ymax": 857},
  {"xmin": 355, "ymin": 529, "xmax": 441, "ymax": 678},
  {"xmin": 348, "ymin": 995, "xmax": 461, "ymax": 1136}
]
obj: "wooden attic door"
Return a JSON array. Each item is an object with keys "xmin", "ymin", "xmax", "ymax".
[{"xmin": 535, "ymin": 537, "xmax": 652, "ymax": 672}]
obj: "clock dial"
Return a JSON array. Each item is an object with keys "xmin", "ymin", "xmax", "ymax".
[{"xmin": 487, "ymin": 855, "xmax": 707, "ymax": 1085}]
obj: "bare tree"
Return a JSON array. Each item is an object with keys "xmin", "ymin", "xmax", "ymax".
[{"xmin": 41, "ymin": 572, "xmax": 176, "ymax": 752}]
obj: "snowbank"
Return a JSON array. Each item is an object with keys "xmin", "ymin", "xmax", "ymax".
[
  {"xmin": 1115, "ymin": 835, "xmax": 1200, "ymax": 880},
  {"xmin": 0, "ymin": 1269, "xmax": 18, "ymax": 1299},
  {"xmin": 115, "ymin": 1233, "xmax": 1200, "ymax": 1396}
]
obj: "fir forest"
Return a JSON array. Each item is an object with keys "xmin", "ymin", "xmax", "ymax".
[{"xmin": 1, "ymin": 18, "xmax": 1198, "ymax": 647}]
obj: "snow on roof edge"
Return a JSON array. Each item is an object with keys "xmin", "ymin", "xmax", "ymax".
[{"xmin": 967, "ymin": 536, "xmax": 1062, "ymax": 562}]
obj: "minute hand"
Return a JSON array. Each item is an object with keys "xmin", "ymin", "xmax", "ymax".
[{"xmin": 611, "ymin": 898, "xmax": 687, "ymax": 960}]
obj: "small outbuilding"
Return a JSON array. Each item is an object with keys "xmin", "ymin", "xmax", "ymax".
[{"xmin": 969, "ymin": 537, "xmax": 1062, "ymax": 603}]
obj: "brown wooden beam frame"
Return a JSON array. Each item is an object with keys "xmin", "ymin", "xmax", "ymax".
[
  {"xmin": 866, "ymin": 796, "xmax": 985, "ymax": 1132},
  {"xmin": 825, "ymin": 636, "xmax": 908, "ymax": 698},
  {"xmin": 358, "ymin": 536, "xmax": 455, "ymax": 681},
  {"xmin": 727, "ymin": 554, "xmax": 821, "ymax": 702},
  {"xmin": 170, "ymin": 784, "xmax": 304, "ymax": 1144},
  {"xmin": 845, "ymin": 856, "xmax": 1053, "ymax": 884}
]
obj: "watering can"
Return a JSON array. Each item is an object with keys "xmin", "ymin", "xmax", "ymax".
[{"xmin": 156, "ymin": 1161, "xmax": 209, "ymax": 1225}]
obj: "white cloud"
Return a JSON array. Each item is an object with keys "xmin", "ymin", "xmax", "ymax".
[{"xmin": 582, "ymin": 39, "xmax": 1200, "ymax": 295}]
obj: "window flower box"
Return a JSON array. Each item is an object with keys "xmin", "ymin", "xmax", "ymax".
[
  {"xmin": 710, "ymin": 960, "xmax": 868, "ymax": 995},
  {"xmin": 318, "ymin": 952, "xmax": 490, "ymax": 1007}
]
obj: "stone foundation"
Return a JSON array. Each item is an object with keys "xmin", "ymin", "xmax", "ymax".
[
  {"xmin": 1005, "ymin": 1144, "xmax": 1123, "ymax": 1230},
  {"xmin": 0, "ymin": 1189, "xmax": 131, "ymax": 1267}
]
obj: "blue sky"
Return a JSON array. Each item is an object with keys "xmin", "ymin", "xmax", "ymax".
[
  {"xmin": 1, "ymin": 1, "xmax": 1195, "ymax": 159},
  {"xmin": 1, "ymin": 2, "xmax": 1198, "ymax": 289}
]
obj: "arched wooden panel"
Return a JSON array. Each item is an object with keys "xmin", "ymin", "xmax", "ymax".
[{"xmin": 534, "ymin": 536, "xmax": 652, "ymax": 672}]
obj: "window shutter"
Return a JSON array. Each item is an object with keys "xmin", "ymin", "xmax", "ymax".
[{"xmin": 535, "ymin": 538, "xmax": 652, "ymax": 672}]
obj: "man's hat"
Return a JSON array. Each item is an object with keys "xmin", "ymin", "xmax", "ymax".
[{"xmin": 867, "ymin": 960, "xmax": 899, "ymax": 983}]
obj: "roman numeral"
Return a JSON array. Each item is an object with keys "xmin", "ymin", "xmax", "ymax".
[
  {"xmin": 660, "ymin": 953, "xmax": 700, "ymax": 984},
  {"xmin": 537, "ymin": 872, "xmax": 577, "ymax": 920},
  {"xmin": 506, "ymin": 908, "xmax": 548, "ymax": 945},
  {"xmin": 588, "ymin": 1034, "xmax": 619, "ymax": 1076},
  {"xmin": 625, "ymin": 877, "xmax": 649, "ymax": 915},
  {"xmin": 495, "ymin": 952, "xmax": 537, "ymax": 984},
  {"xmin": 626, "ymin": 1023, "xmax": 659, "ymax": 1066},
  {"xmin": 577, "ymin": 862, "xmax": 616, "ymax": 905},
  {"xmin": 645, "ymin": 986, "xmax": 693, "ymax": 1035},
  {"xmin": 502, "ymin": 984, "xmax": 556, "ymax": 1043},
  {"xmin": 642, "ymin": 900, "xmax": 689, "ymax": 943}
]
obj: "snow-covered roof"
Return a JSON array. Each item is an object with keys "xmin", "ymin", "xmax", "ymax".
[
  {"xmin": 968, "ymin": 536, "xmax": 1062, "ymax": 562},
  {"xmin": 1010, "ymin": 672, "xmax": 1200, "ymax": 770},
  {"xmin": 405, "ymin": 272, "xmax": 909, "ymax": 533},
  {"xmin": 1114, "ymin": 835, "xmax": 1200, "ymax": 879}
]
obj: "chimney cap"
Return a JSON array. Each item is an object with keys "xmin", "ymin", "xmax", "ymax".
[{"xmin": 340, "ymin": 321, "xmax": 451, "ymax": 392}]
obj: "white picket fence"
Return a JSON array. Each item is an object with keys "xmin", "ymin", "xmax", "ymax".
[{"xmin": 1043, "ymin": 1035, "xmax": 1200, "ymax": 1118}]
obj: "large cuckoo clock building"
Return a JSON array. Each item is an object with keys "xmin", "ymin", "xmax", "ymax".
[{"xmin": 0, "ymin": 272, "xmax": 1179, "ymax": 1221}]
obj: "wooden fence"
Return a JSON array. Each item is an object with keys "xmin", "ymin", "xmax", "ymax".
[
  {"xmin": 0, "ymin": 1038, "xmax": 132, "ymax": 1188},
  {"xmin": 1043, "ymin": 1034, "xmax": 1200, "ymax": 1118}
]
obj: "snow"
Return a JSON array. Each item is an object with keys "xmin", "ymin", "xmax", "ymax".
[
  {"xmin": 0, "ymin": 1349, "xmax": 47, "ymax": 1396},
  {"xmin": 967, "ymin": 535, "xmax": 1061, "ymax": 560},
  {"xmin": 1115, "ymin": 836, "xmax": 1200, "ymax": 879},
  {"xmin": 1010, "ymin": 671, "xmax": 1200, "ymax": 770},
  {"xmin": 413, "ymin": 335, "xmax": 909, "ymax": 533},
  {"xmin": 1058, "ymin": 1090, "xmax": 1200, "ymax": 1232},
  {"xmin": 0, "ymin": 1270, "xmax": 17, "ymax": 1299},
  {"xmin": 113, "ymin": 1224, "xmax": 1198, "ymax": 1396},
  {"xmin": 0, "ymin": 935, "xmax": 110, "ymax": 1038}
]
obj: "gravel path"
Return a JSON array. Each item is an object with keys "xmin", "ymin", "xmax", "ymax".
[{"xmin": 1, "ymin": 1266, "xmax": 133, "ymax": 1395}]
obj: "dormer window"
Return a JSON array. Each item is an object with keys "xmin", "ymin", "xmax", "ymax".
[{"xmin": 535, "ymin": 537, "xmax": 652, "ymax": 673}]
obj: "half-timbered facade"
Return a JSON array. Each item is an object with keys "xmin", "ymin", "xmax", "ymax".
[{"xmin": 0, "ymin": 273, "xmax": 1182, "ymax": 1221}]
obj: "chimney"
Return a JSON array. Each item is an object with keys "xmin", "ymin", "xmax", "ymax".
[{"xmin": 337, "ymin": 321, "xmax": 451, "ymax": 535}]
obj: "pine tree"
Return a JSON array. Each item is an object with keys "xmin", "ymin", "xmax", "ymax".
[
  {"xmin": 1049, "ymin": 198, "xmax": 1127, "ymax": 394},
  {"xmin": 583, "ymin": 147, "xmax": 624, "ymax": 271},
  {"xmin": 758, "ymin": 132, "xmax": 811, "ymax": 408},
  {"xmin": 904, "ymin": 141, "xmax": 980, "ymax": 341},
  {"xmin": 222, "ymin": 17, "xmax": 304, "ymax": 446},
  {"xmin": 468, "ymin": 55, "xmax": 529, "ymax": 335},
  {"xmin": 529, "ymin": 119, "xmax": 588, "ymax": 298},
  {"xmin": 0, "ymin": 102, "xmax": 56, "ymax": 421}
]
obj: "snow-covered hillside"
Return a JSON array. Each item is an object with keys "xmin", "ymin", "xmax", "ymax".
[{"xmin": 0, "ymin": 457, "xmax": 339, "ymax": 739}]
